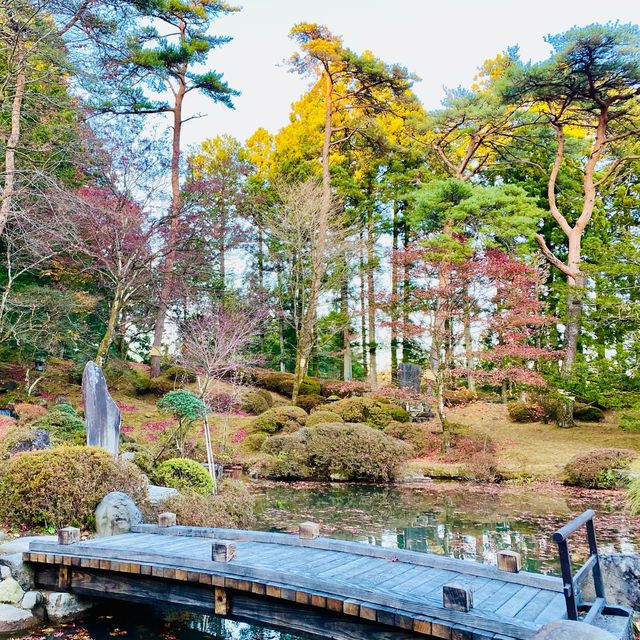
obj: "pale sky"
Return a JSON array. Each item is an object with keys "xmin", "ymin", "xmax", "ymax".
[{"xmin": 178, "ymin": 0, "xmax": 640, "ymax": 149}]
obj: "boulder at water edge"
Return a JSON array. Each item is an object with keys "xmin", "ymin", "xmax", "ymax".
[
  {"xmin": 82, "ymin": 361, "xmax": 121, "ymax": 456},
  {"xmin": 95, "ymin": 491, "xmax": 143, "ymax": 536},
  {"xmin": 581, "ymin": 553, "xmax": 640, "ymax": 612},
  {"xmin": 44, "ymin": 592, "xmax": 93, "ymax": 622},
  {"xmin": 0, "ymin": 577, "xmax": 24, "ymax": 604},
  {"xmin": 0, "ymin": 604, "xmax": 37, "ymax": 634},
  {"xmin": 533, "ymin": 620, "xmax": 616, "ymax": 640}
]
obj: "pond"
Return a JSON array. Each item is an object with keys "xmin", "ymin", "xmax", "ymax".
[{"xmin": 13, "ymin": 481, "xmax": 640, "ymax": 640}]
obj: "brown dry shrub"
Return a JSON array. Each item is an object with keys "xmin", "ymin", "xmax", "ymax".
[
  {"xmin": 564, "ymin": 448, "xmax": 637, "ymax": 489},
  {"xmin": 14, "ymin": 403, "xmax": 48, "ymax": 424},
  {"xmin": 0, "ymin": 446, "xmax": 147, "ymax": 530},
  {"xmin": 383, "ymin": 421, "xmax": 433, "ymax": 456},
  {"xmin": 158, "ymin": 479, "xmax": 254, "ymax": 529}
]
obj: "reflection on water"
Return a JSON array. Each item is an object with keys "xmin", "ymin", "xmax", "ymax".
[
  {"xmin": 252, "ymin": 480, "xmax": 640, "ymax": 575},
  {"xmin": 19, "ymin": 481, "xmax": 640, "ymax": 640}
]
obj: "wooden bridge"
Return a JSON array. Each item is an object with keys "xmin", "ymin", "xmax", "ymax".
[{"xmin": 24, "ymin": 510, "xmax": 632, "ymax": 640}]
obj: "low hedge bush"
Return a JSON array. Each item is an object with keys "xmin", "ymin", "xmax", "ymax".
[
  {"xmin": 158, "ymin": 479, "xmax": 254, "ymax": 528},
  {"xmin": 305, "ymin": 410, "xmax": 343, "ymax": 427},
  {"xmin": 30, "ymin": 409, "xmax": 85, "ymax": 445},
  {"xmin": 507, "ymin": 401, "xmax": 544, "ymax": 423},
  {"xmin": 131, "ymin": 370, "xmax": 174, "ymax": 396},
  {"xmin": 13, "ymin": 403, "xmax": 47, "ymax": 424},
  {"xmin": 241, "ymin": 432, "xmax": 269, "ymax": 452},
  {"xmin": 262, "ymin": 422, "xmax": 413, "ymax": 482},
  {"xmin": 619, "ymin": 411, "xmax": 640, "ymax": 432},
  {"xmin": 240, "ymin": 390, "xmax": 271, "ymax": 415},
  {"xmin": 153, "ymin": 457, "xmax": 213, "ymax": 495},
  {"xmin": 383, "ymin": 421, "xmax": 432, "ymax": 456},
  {"xmin": 163, "ymin": 365, "xmax": 197, "ymax": 383},
  {"xmin": 564, "ymin": 448, "xmax": 637, "ymax": 489},
  {"xmin": 443, "ymin": 388, "xmax": 478, "ymax": 406},
  {"xmin": 295, "ymin": 394, "xmax": 326, "ymax": 412},
  {"xmin": 0, "ymin": 446, "xmax": 146, "ymax": 530},
  {"xmin": 250, "ymin": 405, "xmax": 307, "ymax": 434},
  {"xmin": 574, "ymin": 403, "xmax": 605, "ymax": 423},
  {"xmin": 329, "ymin": 397, "xmax": 409, "ymax": 428}
]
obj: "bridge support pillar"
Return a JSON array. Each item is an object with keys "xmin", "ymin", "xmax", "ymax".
[{"xmin": 214, "ymin": 587, "xmax": 229, "ymax": 615}]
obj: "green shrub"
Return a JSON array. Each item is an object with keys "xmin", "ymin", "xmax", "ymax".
[
  {"xmin": 163, "ymin": 365, "xmax": 197, "ymax": 383},
  {"xmin": 240, "ymin": 390, "xmax": 271, "ymax": 415},
  {"xmin": 0, "ymin": 446, "xmax": 146, "ymax": 530},
  {"xmin": 619, "ymin": 411, "xmax": 640, "ymax": 432},
  {"xmin": 296, "ymin": 394, "xmax": 325, "ymax": 412},
  {"xmin": 255, "ymin": 372, "xmax": 321, "ymax": 397},
  {"xmin": 383, "ymin": 421, "xmax": 432, "ymax": 456},
  {"xmin": 330, "ymin": 396, "xmax": 408, "ymax": 428},
  {"xmin": 250, "ymin": 405, "xmax": 307, "ymax": 434},
  {"xmin": 31, "ymin": 409, "xmax": 85, "ymax": 445},
  {"xmin": 306, "ymin": 410, "xmax": 343, "ymax": 427},
  {"xmin": 54, "ymin": 402, "xmax": 78, "ymax": 416},
  {"xmin": 574, "ymin": 403, "xmax": 605, "ymax": 423},
  {"xmin": 153, "ymin": 457, "xmax": 213, "ymax": 495},
  {"xmin": 131, "ymin": 370, "xmax": 174, "ymax": 396},
  {"xmin": 507, "ymin": 401, "xmax": 544, "ymax": 423},
  {"xmin": 564, "ymin": 448, "xmax": 637, "ymax": 489},
  {"xmin": 241, "ymin": 432, "xmax": 268, "ymax": 452},
  {"xmin": 263, "ymin": 422, "xmax": 413, "ymax": 482},
  {"xmin": 158, "ymin": 479, "xmax": 254, "ymax": 529}
]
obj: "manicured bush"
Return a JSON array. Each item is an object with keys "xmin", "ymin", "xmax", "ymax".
[
  {"xmin": 306, "ymin": 410, "xmax": 343, "ymax": 427},
  {"xmin": 158, "ymin": 479, "xmax": 254, "ymax": 529},
  {"xmin": 31, "ymin": 409, "xmax": 85, "ymax": 445},
  {"xmin": 53, "ymin": 402, "xmax": 78, "ymax": 416},
  {"xmin": 383, "ymin": 421, "xmax": 432, "ymax": 456},
  {"xmin": 263, "ymin": 422, "xmax": 413, "ymax": 482},
  {"xmin": 507, "ymin": 401, "xmax": 544, "ymax": 423},
  {"xmin": 295, "ymin": 394, "xmax": 325, "ymax": 412},
  {"xmin": 330, "ymin": 396, "xmax": 409, "ymax": 428},
  {"xmin": 240, "ymin": 390, "xmax": 271, "ymax": 416},
  {"xmin": 564, "ymin": 448, "xmax": 637, "ymax": 489},
  {"xmin": 163, "ymin": 365, "xmax": 197, "ymax": 383},
  {"xmin": 619, "ymin": 411, "xmax": 640, "ymax": 432},
  {"xmin": 461, "ymin": 453, "xmax": 500, "ymax": 483},
  {"xmin": 321, "ymin": 380, "xmax": 370, "ymax": 398},
  {"xmin": 241, "ymin": 432, "xmax": 269, "ymax": 452},
  {"xmin": 0, "ymin": 446, "xmax": 146, "ymax": 530},
  {"xmin": 14, "ymin": 402, "xmax": 47, "ymax": 423},
  {"xmin": 250, "ymin": 405, "xmax": 307, "ymax": 434},
  {"xmin": 153, "ymin": 457, "xmax": 213, "ymax": 495},
  {"xmin": 131, "ymin": 370, "xmax": 174, "ymax": 396},
  {"xmin": 574, "ymin": 403, "xmax": 605, "ymax": 423},
  {"xmin": 255, "ymin": 372, "xmax": 321, "ymax": 397},
  {"xmin": 0, "ymin": 424, "xmax": 51, "ymax": 459},
  {"xmin": 443, "ymin": 388, "xmax": 478, "ymax": 406}
]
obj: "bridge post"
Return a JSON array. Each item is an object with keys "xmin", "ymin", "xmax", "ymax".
[
  {"xmin": 57, "ymin": 527, "xmax": 80, "ymax": 545},
  {"xmin": 299, "ymin": 522, "xmax": 320, "ymax": 540},
  {"xmin": 158, "ymin": 512, "xmax": 177, "ymax": 527},
  {"xmin": 214, "ymin": 587, "xmax": 229, "ymax": 615},
  {"xmin": 497, "ymin": 550, "xmax": 522, "ymax": 573}
]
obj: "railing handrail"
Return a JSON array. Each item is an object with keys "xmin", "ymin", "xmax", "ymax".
[{"xmin": 551, "ymin": 509, "xmax": 596, "ymax": 543}]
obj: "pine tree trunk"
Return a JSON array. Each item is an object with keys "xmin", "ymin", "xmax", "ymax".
[
  {"xmin": 341, "ymin": 275, "xmax": 352, "ymax": 380},
  {"xmin": 563, "ymin": 233, "xmax": 584, "ymax": 375},
  {"xmin": 366, "ymin": 207, "xmax": 377, "ymax": 389},
  {"xmin": 150, "ymin": 74, "xmax": 186, "ymax": 378},
  {"xmin": 359, "ymin": 227, "xmax": 368, "ymax": 377},
  {"xmin": 390, "ymin": 201, "xmax": 399, "ymax": 383},
  {"xmin": 464, "ymin": 310, "xmax": 475, "ymax": 392},
  {"xmin": 0, "ymin": 38, "xmax": 26, "ymax": 236},
  {"xmin": 401, "ymin": 220, "xmax": 411, "ymax": 363}
]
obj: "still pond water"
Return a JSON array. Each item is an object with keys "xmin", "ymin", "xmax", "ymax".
[{"xmin": 14, "ymin": 481, "xmax": 640, "ymax": 640}]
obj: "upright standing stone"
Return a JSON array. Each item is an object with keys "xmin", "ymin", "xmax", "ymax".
[
  {"xmin": 82, "ymin": 362, "xmax": 121, "ymax": 456},
  {"xmin": 398, "ymin": 363, "xmax": 421, "ymax": 394}
]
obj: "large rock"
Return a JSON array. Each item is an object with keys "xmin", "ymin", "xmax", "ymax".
[
  {"xmin": 45, "ymin": 591, "xmax": 93, "ymax": 622},
  {"xmin": 533, "ymin": 620, "xmax": 616, "ymax": 639},
  {"xmin": 20, "ymin": 590, "xmax": 43, "ymax": 610},
  {"xmin": 0, "ymin": 577, "xmax": 24, "ymax": 604},
  {"xmin": 82, "ymin": 361, "xmax": 121, "ymax": 456},
  {"xmin": 147, "ymin": 484, "xmax": 179, "ymax": 506},
  {"xmin": 0, "ymin": 604, "xmax": 37, "ymax": 633},
  {"xmin": 586, "ymin": 554, "xmax": 640, "ymax": 612},
  {"xmin": 95, "ymin": 491, "xmax": 143, "ymax": 536},
  {"xmin": 0, "ymin": 535, "xmax": 56, "ymax": 590},
  {"xmin": 9, "ymin": 429, "xmax": 50, "ymax": 455}
]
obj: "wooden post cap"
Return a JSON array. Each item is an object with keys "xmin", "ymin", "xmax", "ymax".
[
  {"xmin": 57, "ymin": 527, "xmax": 80, "ymax": 545},
  {"xmin": 158, "ymin": 512, "xmax": 177, "ymax": 527},
  {"xmin": 497, "ymin": 550, "xmax": 522, "ymax": 573},
  {"xmin": 212, "ymin": 541, "xmax": 237, "ymax": 563},
  {"xmin": 299, "ymin": 521, "xmax": 320, "ymax": 540},
  {"xmin": 443, "ymin": 582, "xmax": 473, "ymax": 612}
]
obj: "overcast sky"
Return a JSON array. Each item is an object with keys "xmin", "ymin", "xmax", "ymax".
[{"xmin": 177, "ymin": 0, "xmax": 639, "ymax": 149}]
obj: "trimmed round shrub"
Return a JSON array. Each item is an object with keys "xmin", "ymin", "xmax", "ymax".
[
  {"xmin": 163, "ymin": 365, "xmax": 197, "ymax": 383},
  {"xmin": 240, "ymin": 390, "xmax": 270, "ymax": 416},
  {"xmin": 13, "ymin": 403, "xmax": 47, "ymax": 424},
  {"xmin": 131, "ymin": 370, "xmax": 174, "ymax": 396},
  {"xmin": 31, "ymin": 409, "xmax": 85, "ymax": 445},
  {"xmin": 564, "ymin": 448, "xmax": 637, "ymax": 489},
  {"xmin": 158, "ymin": 479, "xmax": 254, "ymax": 528},
  {"xmin": 250, "ymin": 405, "xmax": 307, "ymax": 434},
  {"xmin": 306, "ymin": 410, "xmax": 343, "ymax": 427},
  {"xmin": 241, "ymin": 432, "xmax": 268, "ymax": 452},
  {"xmin": 295, "ymin": 394, "xmax": 325, "ymax": 412},
  {"xmin": 263, "ymin": 422, "xmax": 413, "ymax": 482},
  {"xmin": 53, "ymin": 402, "xmax": 78, "ymax": 416},
  {"xmin": 443, "ymin": 388, "xmax": 478, "ymax": 406},
  {"xmin": 0, "ymin": 446, "xmax": 146, "ymax": 530},
  {"xmin": 574, "ymin": 403, "xmax": 605, "ymax": 423},
  {"xmin": 255, "ymin": 372, "xmax": 321, "ymax": 397},
  {"xmin": 619, "ymin": 411, "xmax": 640, "ymax": 432},
  {"xmin": 153, "ymin": 458, "xmax": 213, "ymax": 495},
  {"xmin": 507, "ymin": 401, "xmax": 544, "ymax": 423},
  {"xmin": 383, "ymin": 421, "xmax": 432, "ymax": 456},
  {"xmin": 330, "ymin": 396, "xmax": 408, "ymax": 429}
]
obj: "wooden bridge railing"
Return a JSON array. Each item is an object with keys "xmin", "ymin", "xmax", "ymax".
[{"xmin": 552, "ymin": 509, "xmax": 606, "ymax": 623}]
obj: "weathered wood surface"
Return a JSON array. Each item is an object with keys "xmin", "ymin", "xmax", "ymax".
[{"xmin": 26, "ymin": 527, "xmax": 573, "ymax": 640}]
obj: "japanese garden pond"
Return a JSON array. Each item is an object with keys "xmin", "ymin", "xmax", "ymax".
[{"xmin": 14, "ymin": 480, "xmax": 640, "ymax": 640}]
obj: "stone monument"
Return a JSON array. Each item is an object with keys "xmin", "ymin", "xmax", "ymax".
[
  {"xmin": 398, "ymin": 363, "xmax": 421, "ymax": 394},
  {"xmin": 82, "ymin": 361, "xmax": 121, "ymax": 456}
]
